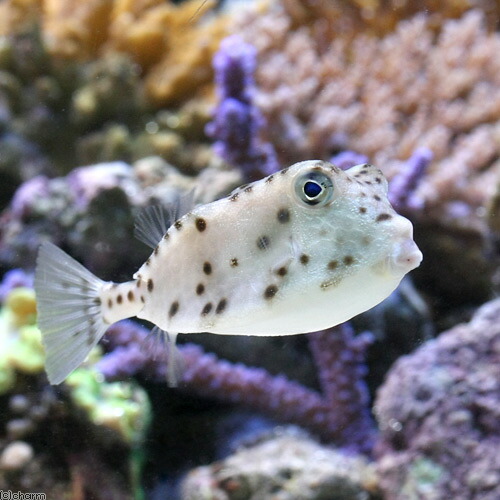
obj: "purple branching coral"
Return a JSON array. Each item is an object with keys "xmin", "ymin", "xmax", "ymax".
[
  {"xmin": 388, "ymin": 147, "xmax": 433, "ymax": 213},
  {"xmin": 206, "ymin": 36, "xmax": 279, "ymax": 180},
  {"xmin": 330, "ymin": 151, "xmax": 369, "ymax": 171},
  {"xmin": 329, "ymin": 148, "xmax": 430, "ymax": 215},
  {"xmin": 98, "ymin": 321, "xmax": 375, "ymax": 454},
  {"xmin": 0, "ymin": 269, "xmax": 33, "ymax": 302},
  {"xmin": 308, "ymin": 326, "xmax": 376, "ymax": 454}
]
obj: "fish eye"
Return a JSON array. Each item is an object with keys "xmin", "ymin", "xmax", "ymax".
[{"xmin": 295, "ymin": 171, "xmax": 334, "ymax": 206}]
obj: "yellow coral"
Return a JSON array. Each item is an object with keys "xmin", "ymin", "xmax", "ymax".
[
  {"xmin": 42, "ymin": 0, "xmax": 114, "ymax": 58},
  {"xmin": 0, "ymin": 0, "xmax": 228, "ymax": 106},
  {"xmin": 0, "ymin": 289, "xmax": 45, "ymax": 388},
  {"xmin": 106, "ymin": 0, "xmax": 184, "ymax": 69},
  {"xmin": 0, "ymin": 0, "xmax": 42, "ymax": 36},
  {"xmin": 144, "ymin": 16, "xmax": 227, "ymax": 106},
  {"xmin": 5, "ymin": 288, "xmax": 37, "ymax": 327},
  {"xmin": 106, "ymin": 0, "xmax": 228, "ymax": 105}
]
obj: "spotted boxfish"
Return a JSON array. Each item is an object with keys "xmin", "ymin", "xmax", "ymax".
[{"xmin": 35, "ymin": 160, "xmax": 422, "ymax": 385}]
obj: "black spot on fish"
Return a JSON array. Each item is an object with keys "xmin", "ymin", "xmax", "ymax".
[
  {"xmin": 359, "ymin": 207, "xmax": 367, "ymax": 214},
  {"xmin": 280, "ymin": 168, "xmax": 289, "ymax": 175},
  {"xmin": 174, "ymin": 220, "xmax": 182, "ymax": 230},
  {"xmin": 216, "ymin": 298, "xmax": 227, "ymax": 314},
  {"xmin": 137, "ymin": 279, "xmax": 142, "ymax": 288},
  {"xmin": 229, "ymin": 193, "xmax": 239, "ymax": 202},
  {"xmin": 201, "ymin": 302, "xmax": 213, "ymax": 316},
  {"xmin": 328, "ymin": 260, "xmax": 338, "ymax": 270},
  {"xmin": 140, "ymin": 296, "xmax": 145, "ymax": 303},
  {"xmin": 154, "ymin": 246, "xmax": 159, "ymax": 255},
  {"xmin": 374, "ymin": 195, "xmax": 381, "ymax": 201},
  {"xmin": 117, "ymin": 294, "xmax": 123, "ymax": 304},
  {"xmin": 169, "ymin": 301, "xmax": 179, "ymax": 317},
  {"xmin": 196, "ymin": 218, "xmax": 207, "ymax": 232},
  {"xmin": 257, "ymin": 235, "xmax": 270, "ymax": 250},
  {"xmin": 276, "ymin": 266, "xmax": 288, "ymax": 277},
  {"xmin": 196, "ymin": 283, "xmax": 205, "ymax": 295},
  {"xmin": 93, "ymin": 297, "xmax": 101, "ymax": 306},
  {"xmin": 244, "ymin": 186, "xmax": 253, "ymax": 193},
  {"xmin": 376, "ymin": 213, "xmax": 392, "ymax": 222},
  {"xmin": 163, "ymin": 233, "xmax": 169, "ymax": 240},
  {"xmin": 277, "ymin": 208, "xmax": 290, "ymax": 224},
  {"xmin": 107, "ymin": 298, "xmax": 113, "ymax": 308},
  {"xmin": 343, "ymin": 255, "xmax": 354, "ymax": 265},
  {"xmin": 127, "ymin": 290, "xmax": 134, "ymax": 301},
  {"xmin": 230, "ymin": 258, "xmax": 238, "ymax": 267},
  {"xmin": 300, "ymin": 254, "xmax": 310, "ymax": 265},
  {"xmin": 148, "ymin": 279, "xmax": 154, "ymax": 292},
  {"xmin": 375, "ymin": 177, "xmax": 382, "ymax": 184},
  {"xmin": 203, "ymin": 262, "xmax": 212, "ymax": 275},
  {"xmin": 266, "ymin": 175, "xmax": 274, "ymax": 183},
  {"xmin": 264, "ymin": 284, "xmax": 278, "ymax": 299}
]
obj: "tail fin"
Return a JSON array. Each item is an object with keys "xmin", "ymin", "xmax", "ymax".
[{"xmin": 34, "ymin": 242, "xmax": 109, "ymax": 384}]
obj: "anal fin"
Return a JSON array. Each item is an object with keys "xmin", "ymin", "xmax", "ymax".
[{"xmin": 142, "ymin": 326, "xmax": 185, "ymax": 387}]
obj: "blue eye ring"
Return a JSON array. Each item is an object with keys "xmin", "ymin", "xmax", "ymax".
[{"xmin": 295, "ymin": 170, "xmax": 334, "ymax": 207}]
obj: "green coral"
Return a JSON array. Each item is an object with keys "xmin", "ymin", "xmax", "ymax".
[
  {"xmin": 66, "ymin": 367, "xmax": 151, "ymax": 446},
  {"xmin": 0, "ymin": 354, "xmax": 15, "ymax": 394},
  {"xmin": 8, "ymin": 324, "xmax": 45, "ymax": 373},
  {"xmin": 401, "ymin": 457, "xmax": 445, "ymax": 499},
  {"xmin": 0, "ymin": 287, "xmax": 45, "ymax": 394}
]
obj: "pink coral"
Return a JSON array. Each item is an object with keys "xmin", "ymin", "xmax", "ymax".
[{"xmin": 235, "ymin": 5, "xmax": 500, "ymax": 226}]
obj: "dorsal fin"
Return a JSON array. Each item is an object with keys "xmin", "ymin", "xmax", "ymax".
[{"xmin": 134, "ymin": 190, "xmax": 195, "ymax": 248}]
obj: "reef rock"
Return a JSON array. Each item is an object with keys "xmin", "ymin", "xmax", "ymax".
[
  {"xmin": 375, "ymin": 297, "xmax": 500, "ymax": 499},
  {"xmin": 181, "ymin": 428, "xmax": 378, "ymax": 500}
]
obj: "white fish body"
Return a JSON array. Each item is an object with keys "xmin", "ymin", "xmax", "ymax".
[{"xmin": 35, "ymin": 160, "xmax": 422, "ymax": 384}]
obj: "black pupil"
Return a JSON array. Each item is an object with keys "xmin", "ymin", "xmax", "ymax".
[{"xmin": 304, "ymin": 181, "xmax": 322, "ymax": 198}]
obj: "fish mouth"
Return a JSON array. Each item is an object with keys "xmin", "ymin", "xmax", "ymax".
[{"xmin": 390, "ymin": 237, "xmax": 423, "ymax": 274}]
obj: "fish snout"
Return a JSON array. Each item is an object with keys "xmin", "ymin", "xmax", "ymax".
[
  {"xmin": 390, "ymin": 237, "xmax": 423, "ymax": 274},
  {"xmin": 387, "ymin": 215, "xmax": 422, "ymax": 274}
]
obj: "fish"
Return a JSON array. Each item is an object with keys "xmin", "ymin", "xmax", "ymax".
[{"xmin": 34, "ymin": 160, "xmax": 422, "ymax": 385}]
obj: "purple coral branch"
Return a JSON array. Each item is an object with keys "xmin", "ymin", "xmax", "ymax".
[
  {"xmin": 389, "ymin": 147, "xmax": 433, "ymax": 212},
  {"xmin": 206, "ymin": 36, "xmax": 279, "ymax": 180},
  {"xmin": 330, "ymin": 151, "xmax": 369, "ymax": 171},
  {"xmin": 308, "ymin": 325, "xmax": 376, "ymax": 454},
  {"xmin": 0, "ymin": 269, "xmax": 34, "ymax": 302},
  {"xmin": 98, "ymin": 320, "xmax": 375, "ymax": 453},
  {"xmin": 181, "ymin": 345, "xmax": 339, "ymax": 440}
]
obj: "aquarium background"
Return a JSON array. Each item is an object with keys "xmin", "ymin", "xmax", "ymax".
[{"xmin": 0, "ymin": 0, "xmax": 500, "ymax": 498}]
